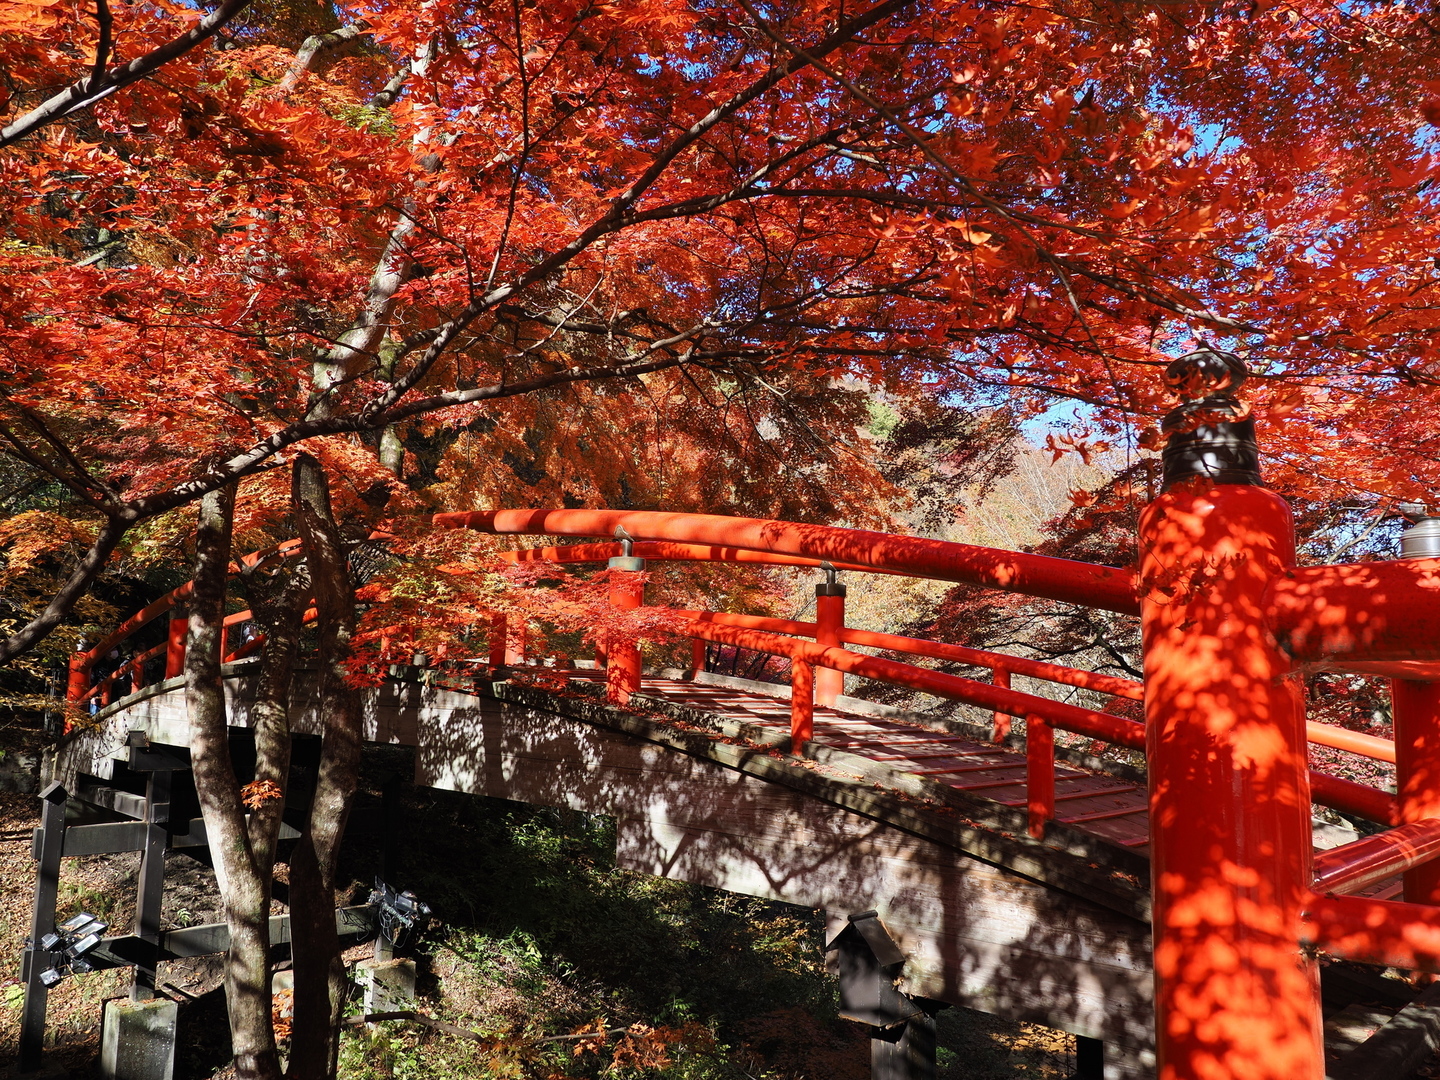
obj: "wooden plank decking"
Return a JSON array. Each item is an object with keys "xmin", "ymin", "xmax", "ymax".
[{"xmin": 624, "ymin": 675, "xmax": 1154, "ymax": 853}]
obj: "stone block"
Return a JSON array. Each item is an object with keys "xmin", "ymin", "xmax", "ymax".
[
  {"xmin": 358, "ymin": 958, "xmax": 417, "ymax": 1016},
  {"xmin": 99, "ymin": 998, "xmax": 177, "ymax": 1080}
]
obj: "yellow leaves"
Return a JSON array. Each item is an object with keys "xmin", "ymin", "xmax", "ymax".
[
  {"xmin": 944, "ymin": 221, "xmax": 992, "ymax": 247},
  {"xmin": 0, "ymin": 512, "xmax": 97, "ymax": 586},
  {"xmin": 0, "ymin": 0, "xmax": 62, "ymax": 34}
]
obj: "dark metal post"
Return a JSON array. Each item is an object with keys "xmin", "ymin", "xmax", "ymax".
[
  {"xmin": 871, "ymin": 1011, "xmax": 937, "ymax": 1080},
  {"xmin": 19, "ymin": 782, "xmax": 68, "ymax": 1072},
  {"xmin": 132, "ymin": 768, "xmax": 170, "ymax": 1001},
  {"xmin": 1076, "ymin": 1035, "xmax": 1104, "ymax": 1080}
]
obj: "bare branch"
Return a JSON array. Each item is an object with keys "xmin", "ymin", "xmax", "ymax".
[{"xmin": 362, "ymin": 0, "xmax": 920, "ymax": 424}]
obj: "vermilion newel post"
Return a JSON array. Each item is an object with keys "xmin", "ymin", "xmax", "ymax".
[
  {"xmin": 1395, "ymin": 509, "xmax": 1440, "ymax": 903},
  {"xmin": 606, "ymin": 528, "xmax": 645, "ymax": 705},
  {"xmin": 1139, "ymin": 350, "xmax": 1323, "ymax": 1080},
  {"xmin": 814, "ymin": 563, "xmax": 846, "ymax": 708}
]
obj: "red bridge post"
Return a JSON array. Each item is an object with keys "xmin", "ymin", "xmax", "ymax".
[
  {"xmin": 606, "ymin": 534, "xmax": 645, "ymax": 705},
  {"xmin": 1396, "ymin": 681, "xmax": 1440, "ymax": 902},
  {"xmin": 1140, "ymin": 350, "xmax": 1322, "ymax": 1080},
  {"xmin": 66, "ymin": 648, "xmax": 88, "ymax": 705},
  {"xmin": 815, "ymin": 564, "xmax": 846, "ymax": 708},
  {"xmin": 165, "ymin": 615, "xmax": 186, "ymax": 680},
  {"xmin": 1395, "ymin": 513, "xmax": 1440, "ymax": 903}
]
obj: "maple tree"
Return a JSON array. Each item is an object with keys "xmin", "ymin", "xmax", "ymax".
[{"xmin": 4, "ymin": 0, "xmax": 1440, "ymax": 1073}]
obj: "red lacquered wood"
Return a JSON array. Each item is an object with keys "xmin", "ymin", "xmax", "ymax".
[
  {"xmin": 1396, "ymin": 680, "xmax": 1440, "ymax": 903},
  {"xmin": 1301, "ymin": 892, "xmax": 1440, "ymax": 973},
  {"xmin": 992, "ymin": 669, "xmax": 1012, "ymax": 740},
  {"xmin": 439, "ymin": 509, "xmax": 1141, "ymax": 614},
  {"xmin": 165, "ymin": 616, "xmax": 186, "ymax": 680},
  {"xmin": 606, "ymin": 573, "xmax": 643, "ymax": 705},
  {"xmin": 1140, "ymin": 484, "xmax": 1322, "ymax": 1080},
  {"xmin": 814, "ymin": 593, "xmax": 845, "ymax": 707},
  {"xmin": 1026, "ymin": 713, "xmax": 1054, "ymax": 839},
  {"xmin": 1268, "ymin": 558, "xmax": 1440, "ymax": 666},
  {"xmin": 1312, "ymin": 818, "xmax": 1440, "ymax": 896},
  {"xmin": 488, "ymin": 614, "xmax": 507, "ymax": 668},
  {"xmin": 790, "ymin": 658, "xmax": 814, "ymax": 754}
]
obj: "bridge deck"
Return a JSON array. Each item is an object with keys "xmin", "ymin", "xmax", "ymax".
[{"xmin": 638, "ymin": 676, "xmax": 1154, "ymax": 851}]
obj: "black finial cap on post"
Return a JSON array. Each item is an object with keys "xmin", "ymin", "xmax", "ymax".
[{"xmin": 1159, "ymin": 348, "xmax": 1263, "ymax": 489}]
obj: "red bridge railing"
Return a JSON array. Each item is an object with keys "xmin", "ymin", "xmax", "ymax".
[{"xmin": 67, "ymin": 497, "xmax": 1440, "ymax": 1080}]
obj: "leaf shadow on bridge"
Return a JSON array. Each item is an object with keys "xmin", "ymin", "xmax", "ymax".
[{"xmin": 394, "ymin": 682, "xmax": 1157, "ymax": 1073}]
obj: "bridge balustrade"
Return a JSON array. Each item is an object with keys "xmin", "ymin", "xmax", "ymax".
[{"xmin": 60, "ymin": 494, "xmax": 1440, "ymax": 1080}]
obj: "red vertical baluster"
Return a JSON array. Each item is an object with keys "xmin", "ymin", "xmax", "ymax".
[
  {"xmin": 67, "ymin": 650, "xmax": 89, "ymax": 706},
  {"xmin": 1396, "ymin": 679, "xmax": 1440, "ymax": 903},
  {"xmin": 1025, "ymin": 712, "xmax": 1053, "ymax": 839},
  {"xmin": 488, "ymin": 614, "xmax": 507, "ymax": 668},
  {"xmin": 605, "ymin": 537, "xmax": 645, "ymax": 705},
  {"xmin": 992, "ymin": 668, "xmax": 1012, "ymax": 740},
  {"xmin": 165, "ymin": 615, "xmax": 187, "ymax": 679},
  {"xmin": 790, "ymin": 656, "xmax": 814, "ymax": 755}
]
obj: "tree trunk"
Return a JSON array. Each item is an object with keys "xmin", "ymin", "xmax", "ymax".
[
  {"xmin": 286, "ymin": 454, "xmax": 362, "ymax": 1080},
  {"xmin": 238, "ymin": 561, "xmax": 309, "ymax": 874},
  {"xmin": 186, "ymin": 485, "xmax": 283, "ymax": 1080}
]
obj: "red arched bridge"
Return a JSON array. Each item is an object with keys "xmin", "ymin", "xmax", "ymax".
[{"xmin": 35, "ymin": 485, "xmax": 1440, "ymax": 1080}]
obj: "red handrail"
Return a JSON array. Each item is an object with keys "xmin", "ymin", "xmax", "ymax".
[
  {"xmin": 504, "ymin": 541, "xmax": 906, "ymax": 577},
  {"xmin": 438, "ymin": 509, "xmax": 1141, "ymax": 614},
  {"xmin": 1311, "ymin": 819, "xmax": 1440, "ymax": 896},
  {"xmin": 672, "ymin": 615, "xmax": 1395, "ymax": 827},
  {"xmin": 1268, "ymin": 557, "xmax": 1440, "ymax": 670},
  {"xmin": 676, "ymin": 610, "xmax": 1399, "ymax": 765}
]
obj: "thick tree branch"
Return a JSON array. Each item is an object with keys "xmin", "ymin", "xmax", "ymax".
[
  {"xmin": 185, "ymin": 483, "xmax": 285, "ymax": 1080},
  {"xmin": 0, "ymin": 515, "xmax": 129, "ymax": 666},
  {"xmin": 89, "ymin": 0, "xmax": 113, "ymax": 95},
  {"xmin": 287, "ymin": 453, "xmax": 360, "ymax": 1078},
  {"xmin": 0, "ymin": 0, "xmax": 259, "ymax": 148},
  {"xmin": 277, "ymin": 22, "xmax": 367, "ymax": 95}
]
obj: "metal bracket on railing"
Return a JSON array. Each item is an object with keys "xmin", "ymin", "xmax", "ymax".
[
  {"xmin": 816, "ymin": 560, "xmax": 846, "ymax": 598},
  {"xmin": 608, "ymin": 526, "xmax": 646, "ymax": 572}
]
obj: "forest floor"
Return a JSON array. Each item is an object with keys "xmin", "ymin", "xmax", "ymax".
[{"xmin": 0, "ymin": 748, "xmax": 1085, "ymax": 1079}]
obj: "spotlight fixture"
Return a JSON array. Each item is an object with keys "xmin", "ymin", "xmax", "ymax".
[
  {"xmin": 368, "ymin": 878, "xmax": 431, "ymax": 951},
  {"xmin": 36, "ymin": 912, "xmax": 108, "ymax": 986}
]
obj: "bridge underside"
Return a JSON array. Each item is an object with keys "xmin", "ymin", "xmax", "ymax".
[{"xmin": 57, "ymin": 663, "xmax": 1157, "ymax": 1076}]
